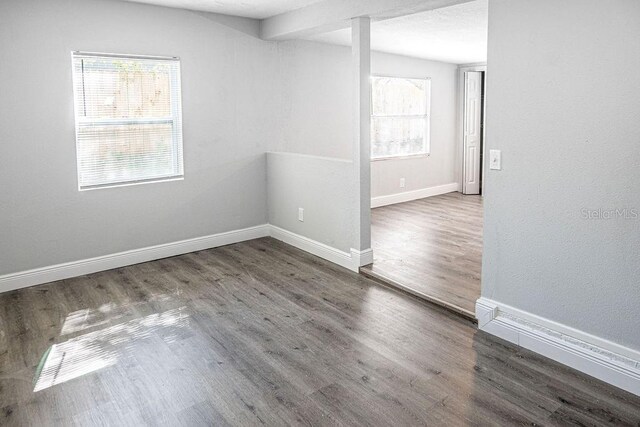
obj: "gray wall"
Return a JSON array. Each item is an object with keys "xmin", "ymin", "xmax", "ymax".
[
  {"xmin": 269, "ymin": 41, "xmax": 458, "ymax": 254},
  {"xmin": 483, "ymin": 0, "xmax": 640, "ymax": 351},
  {"xmin": 273, "ymin": 40, "xmax": 459, "ymax": 197},
  {"xmin": 276, "ymin": 41, "xmax": 353, "ymax": 159},
  {"xmin": 0, "ymin": 0, "xmax": 279, "ymax": 274},
  {"xmin": 267, "ymin": 153, "xmax": 354, "ymax": 253}
]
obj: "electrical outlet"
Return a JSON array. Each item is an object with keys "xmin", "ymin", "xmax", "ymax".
[
  {"xmin": 400, "ymin": 178, "xmax": 406, "ymax": 188},
  {"xmin": 298, "ymin": 208, "xmax": 304, "ymax": 222}
]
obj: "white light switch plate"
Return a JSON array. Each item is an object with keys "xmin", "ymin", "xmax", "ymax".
[
  {"xmin": 298, "ymin": 208, "xmax": 304, "ymax": 222},
  {"xmin": 489, "ymin": 149, "xmax": 502, "ymax": 170}
]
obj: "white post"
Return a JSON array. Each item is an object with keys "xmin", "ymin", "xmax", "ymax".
[{"xmin": 351, "ymin": 17, "xmax": 371, "ymax": 257}]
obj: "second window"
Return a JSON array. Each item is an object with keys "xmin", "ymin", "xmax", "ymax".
[{"xmin": 371, "ymin": 76, "xmax": 431, "ymax": 160}]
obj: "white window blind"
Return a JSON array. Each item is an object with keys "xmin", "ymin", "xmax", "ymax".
[
  {"xmin": 371, "ymin": 76, "xmax": 430, "ymax": 159},
  {"xmin": 71, "ymin": 52, "xmax": 184, "ymax": 190}
]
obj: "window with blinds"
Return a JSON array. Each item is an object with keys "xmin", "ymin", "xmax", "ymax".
[
  {"xmin": 71, "ymin": 52, "xmax": 184, "ymax": 190},
  {"xmin": 371, "ymin": 76, "xmax": 431, "ymax": 159}
]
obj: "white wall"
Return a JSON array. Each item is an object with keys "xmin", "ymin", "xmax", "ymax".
[
  {"xmin": 0, "ymin": 0, "xmax": 279, "ymax": 275},
  {"xmin": 267, "ymin": 153, "xmax": 354, "ymax": 253},
  {"xmin": 268, "ymin": 40, "xmax": 458, "ymax": 259},
  {"xmin": 276, "ymin": 41, "xmax": 353, "ymax": 159},
  {"xmin": 273, "ymin": 40, "xmax": 459, "ymax": 198},
  {"xmin": 482, "ymin": 0, "xmax": 640, "ymax": 352}
]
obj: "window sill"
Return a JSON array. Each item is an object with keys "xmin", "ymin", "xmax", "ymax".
[
  {"xmin": 79, "ymin": 175, "xmax": 184, "ymax": 191},
  {"xmin": 371, "ymin": 153, "xmax": 430, "ymax": 162}
]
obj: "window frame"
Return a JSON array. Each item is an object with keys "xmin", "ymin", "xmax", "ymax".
[
  {"xmin": 370, "ymin": 75, "xmax": 431, "ymax": 161},
  {"xmin": 71, "ymin": 51, "xmax": 184, "ymax": 191}
]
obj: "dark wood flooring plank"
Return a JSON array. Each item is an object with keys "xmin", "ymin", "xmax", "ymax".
[
  {"xmin": 0, "ymin": 237, "xmax": 638, "ymax": 426},
  {"xmin": 363, "ymin": 192, "xmax": 483, "ymax": 315}
]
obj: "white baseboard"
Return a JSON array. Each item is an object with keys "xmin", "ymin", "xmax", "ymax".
[
  {"xmin": 351, "ymin": 248, "xmax": 373, "ymax": 267},
  {"xmin": 269, "ymin": 225, "xmax": 370, "ymax": 272},
  {"xmin": 371, "ymin": 182, "xmax": 459, "ymax": 208},
  {"xmin": 0, "ymin": 223, "xmax": 371, "ymax": 293},
  {"xmin": 0, "ymin": 224, "xmax": 270, "ymax": 293},
  {"xmin": 476, "ymin": 297, "xmax": 640, "ymax": 396}
]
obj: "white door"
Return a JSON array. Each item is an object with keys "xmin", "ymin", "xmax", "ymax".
[{"xmin": 463, "ymin": 71, "xmax": 483, "ymax": 195}]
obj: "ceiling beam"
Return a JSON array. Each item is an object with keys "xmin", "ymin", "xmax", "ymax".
[{"xmin": 260, "ymin": 0, "xmax": 474, "ymax": 40}]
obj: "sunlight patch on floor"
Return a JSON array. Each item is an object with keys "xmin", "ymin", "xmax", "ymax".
[{"xmin": 34, "ymin": 307, "xmax": 189, "ymax": 392}]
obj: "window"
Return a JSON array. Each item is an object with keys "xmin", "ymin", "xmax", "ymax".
[
  {"xmin": 371, "ymin": 76, "xmax": 430, "ymax": 159},
  {"xmin": 71, "ymin": 52, "xmax": 183, "ymax": 190}
]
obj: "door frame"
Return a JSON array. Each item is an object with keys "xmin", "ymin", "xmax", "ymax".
[{"xmin": 456, "ymin": 64, "xmax": 487, "ymax": 194}]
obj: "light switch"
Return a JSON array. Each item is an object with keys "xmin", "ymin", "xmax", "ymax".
[
  {"xmin": 489, "ymin": 150, "xmax": 501, "ymax": 170},
  {"xmin": 298, "ymin": 208, "xmax": 304, "ymax": 222}
]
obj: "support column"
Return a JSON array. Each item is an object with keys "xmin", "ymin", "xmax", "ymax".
[{"xmin": 351, "ymin": 17, "xmax": 372, "ymax": 259}]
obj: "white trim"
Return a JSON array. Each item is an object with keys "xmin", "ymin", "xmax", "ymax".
[
  {"xmin": 371, "ymin": 183, "xmax": 458, "ymax": 208},
  {"xmin": 73, "ymin": 51, "xmax": 179, "ymax": 61},
  {"xmin": 266, "ymin": 151, "xmax": 352, "ymax": 164},
  {"xmin": 351, "ymin": 248, "xmax": 373, "ymax": 267},
  {"xmin": 269, "ymin": 225, "xmax": 370, "ymax": 272},
  {"xmin": 79, "ymin": 176, "xmax": 184, "ymax": 192},
  {"xmin": 476, "ymin": 297, "xmax": 640, "ymax": 396},
  {"xmin": 0, "ymin": 225, "xmax": 270, "ymax": 293},
  {"xmin": 458, "ymin": 62, "xmax": 487, "ymax": 69}
]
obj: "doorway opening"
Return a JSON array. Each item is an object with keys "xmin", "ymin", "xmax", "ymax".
[{"xmin": 359, "ymin": 0, "xmax": 488, "ymax": 320}]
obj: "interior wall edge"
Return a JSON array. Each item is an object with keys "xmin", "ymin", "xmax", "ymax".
[
  {"xmin": 476, "ymin": 297, "xmax": 640, "ymax": 397},
  {"xmin": 266, "ymin": 151, "xmax": 353, "ymax": 163}
]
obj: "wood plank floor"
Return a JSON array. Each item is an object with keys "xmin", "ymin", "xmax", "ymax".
[
  {"xmin": 1, "ymin": 237, "xmax": 639, "ymax": 426},
  {"xmin": 363, "ymin": 192, "xmax": 483, "ymax": 318}
]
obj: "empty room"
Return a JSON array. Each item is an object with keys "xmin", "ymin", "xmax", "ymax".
[{"xmin": 1, "ymin": 0, "xmax": 639, "ymax": 425}]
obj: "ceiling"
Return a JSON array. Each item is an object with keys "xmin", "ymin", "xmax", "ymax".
[
  {"xmin": 118, "ymin": 0, "xmax": 325, "ymax": 19},
  {"xmin": 305, "ymin": 0, "xmax": 488, "ymax": 64},
  {"xmin": 116, "ymin": 0, "xmax": 487, "ymax": 64}
]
